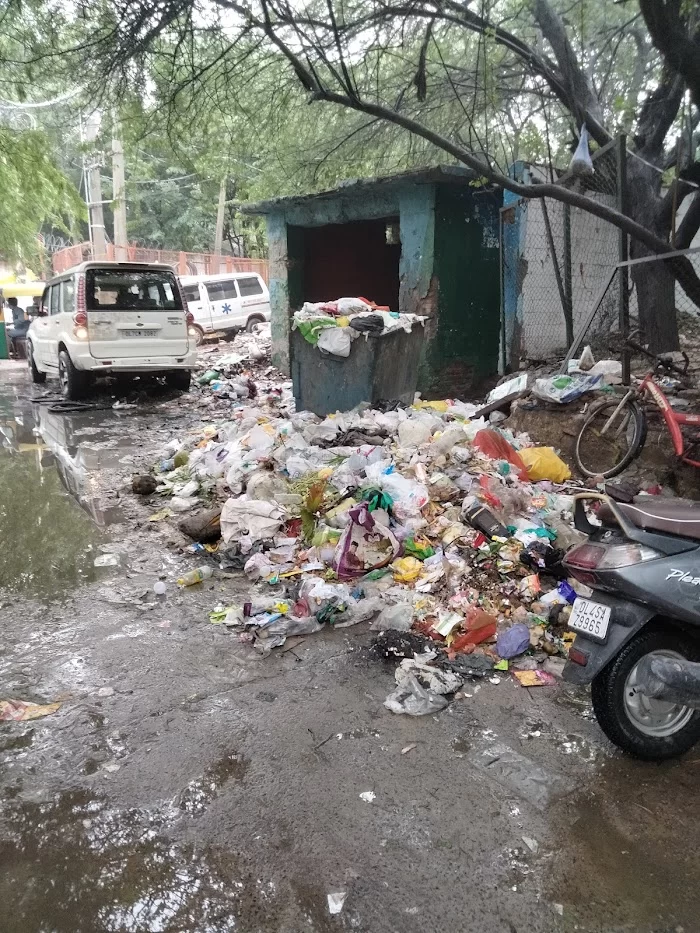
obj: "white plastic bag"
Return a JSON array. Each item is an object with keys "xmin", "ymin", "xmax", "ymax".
[
  {"xmin": 570, "ymin": 125, "xmax": 594, "ymax": 176},
  {"xmin": 398, "ymin": 419, "xmax": 432, "ymax": 447},
  {"xmin": 317, "ymin": 326, "xmax": 353, "ymax": 358},
  {"xmin": 220, "ymin": 497, "xmax": 286, "ymax": 544}
]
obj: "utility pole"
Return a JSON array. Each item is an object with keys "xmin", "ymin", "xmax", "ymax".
[
  {"xmin": 83, "ymin": 111, "xmax": 107, "ymax": 260},
  {"xmin": 213, "ymin": 177, "xmax": 226, "ymax": 272},
  {"xmin": 112, "ymin": 115, "xmax": 128, "ymax": 262}
]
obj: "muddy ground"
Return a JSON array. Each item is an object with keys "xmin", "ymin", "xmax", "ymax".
[{"xmin": 1, "ymin": 358, "xmax": 699, "ymax": 933}]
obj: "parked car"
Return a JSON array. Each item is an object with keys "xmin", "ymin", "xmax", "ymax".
[
  {"xmin": 179, "ymin": 272, "xmax": 270, "ymax": 345},
  {"xmin": 27, "ymin": 262, "xmax": 198, "ymax": 399}
]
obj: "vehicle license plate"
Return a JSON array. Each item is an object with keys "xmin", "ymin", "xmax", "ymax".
[
  {"xmin": 569, "ymin": 598, "xmax": 611, "ymax": 640},
  {"xmin": 123, "ymin": 329, "xmax": 157, "ymax": 337}
]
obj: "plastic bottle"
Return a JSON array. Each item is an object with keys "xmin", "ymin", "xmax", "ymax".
[{"xmin": 177, "ymin": 566, "xmax": 213, "ymax": 586}]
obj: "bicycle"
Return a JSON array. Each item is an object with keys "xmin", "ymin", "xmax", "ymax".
[{"xmin": 575, "ymin": 339, "xmax": 700, "ymax": 478}]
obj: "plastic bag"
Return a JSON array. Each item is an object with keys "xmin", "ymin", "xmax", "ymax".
[
  {"xmin": 398, "ymin": 419, "xmax": 432, "ymax": 447},
  {"xmin": 473, "ymin": 429, "xmax": 528, "ymax": 481},
  {"xmin": 369, "ymin": 602, "xmax": 414, "ymax": 632},
  {"xmin": 520, "ymin": 447, "xmax": 572, "ymax": 483},
  {"xmin": 220, "ymin": 497, "xmax": 286, "ymax": 545},
  {"xmin": 496, "ymin": 623, "xmax": 531, "ymax": 659},
  {"xmin": 570, "ymin": 125, "xmax": 594, "ymax": 176},
  {"xmin": 333, "ymin": 502, "xmax": 400, "ymax": 579},
  {"xmin": 532, "ymin": 374, "xmax": 601, "ymax": 404},
  {"xmin": 391, "ymin": 555, "xmax": 423, "ymax": 583},
  {"xmin": 384, "ymin": 653, "xmax": 463, "ymax": 716},
  {"xmin": 384, "ymin": 674, "xmax": 449, "ymax": 716},
  {"xmin": 379, "ymin": 473, "xmax": 429, "ymax": 520},
  {"xmin": 317, "ymin": 326, "xmax": 353, "ymax": 358}
]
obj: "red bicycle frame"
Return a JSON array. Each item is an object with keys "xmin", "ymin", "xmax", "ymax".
[{"xmin": 640, "ymin": 373, "xmax": 700, "ymax": 468}]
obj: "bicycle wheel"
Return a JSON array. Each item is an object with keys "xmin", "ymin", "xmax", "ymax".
[{"xmin": 575, "ymin": 398, "xmax": 646, "ymax": 478}]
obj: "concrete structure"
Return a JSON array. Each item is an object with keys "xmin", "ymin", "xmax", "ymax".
[{"xmin": 243, "ymin": 167, "xmax": 501, "ymax": 396}]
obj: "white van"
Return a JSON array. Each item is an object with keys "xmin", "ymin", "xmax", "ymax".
[
  {"xmin": 27, "ymin": 262, "xmax": 197, "ymax": 400},
  {"xmin": 180, "ymin": 272, "xmax": 270, "ymax": 345}
]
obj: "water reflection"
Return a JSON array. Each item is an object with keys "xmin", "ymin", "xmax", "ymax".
[
  {"xmin": 0, "ymin": 792, "xmax": 246, "ymax": 933},
  {"xmin": 0, "ymin": 386, "xmax": 128, "ymax": 599}
]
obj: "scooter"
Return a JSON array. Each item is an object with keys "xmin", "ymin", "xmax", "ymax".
[{"xmin": 563, "ymin": 493, "xmax": 700, "ymax": 759}]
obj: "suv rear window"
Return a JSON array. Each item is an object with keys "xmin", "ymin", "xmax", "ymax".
[
  {"xmin": 86, "ymin": 269, "xmax": 183, "ymax": 311},
  {"xmin": 237, "ymin": 276, "xmax": 264, "ymax": 297}
]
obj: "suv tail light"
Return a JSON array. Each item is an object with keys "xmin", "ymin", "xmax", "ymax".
[
  {"xmin": 566, "ymin": 541, "xmax": 661, "ymax": 571},
  {"xmin": 73, "ymin": 311, "xmax": 87, "ymax": 326},
  {"xmin": 76, "ymin": 274, "xmax": 86, "ymax": 314},
  {"xmin": 186, "ymin": 311, "xmax": 194, "ymax": 326}
]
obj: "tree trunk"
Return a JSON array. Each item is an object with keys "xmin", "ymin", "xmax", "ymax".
[
  {"xmin": 629, "ymin": 240, "xmax": 679, "ymax": 352},
  {"xmin": 627, "ymin": 160, "xmax": 680, "ymax": 353}
]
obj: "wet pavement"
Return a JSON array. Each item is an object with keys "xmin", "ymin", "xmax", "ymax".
[{"xmin": 1, "ymin": 360, "xmax": 699, "ymax": 933}]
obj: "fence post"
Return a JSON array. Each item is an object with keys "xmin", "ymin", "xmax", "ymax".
[
  {"xmin": 563, "ymin": 204, "xmax": 573, "ymax": 346},
  {"xmin": 499, "ymin": 208, "xmax": 506, "ymax": 374},
  {"xmin": 617, "ymin": 133, "xmax": 630, "ymax": 384},
  {"xmin": 542, "ymin": 200, "xmax": 572, "ymax": 345}
]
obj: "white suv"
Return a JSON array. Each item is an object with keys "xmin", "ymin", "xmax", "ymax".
[{"xmin": 27, "ymin": 262, "xmax": 198, "ymax": 399}]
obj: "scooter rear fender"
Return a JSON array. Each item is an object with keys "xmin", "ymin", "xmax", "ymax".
[{"xmin": 563, "ymin": 591, "xmax": 655, "ymax": 685}]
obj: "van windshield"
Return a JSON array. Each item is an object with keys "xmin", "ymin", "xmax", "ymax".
[{"xmin": 85, "ymin": 269, "xmax": 183, "ymax": 311}]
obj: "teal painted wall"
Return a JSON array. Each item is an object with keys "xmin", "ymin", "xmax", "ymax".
[
  {"xmin": 423, "ymin": 186, "xmax": 501, "ymax": 396},
  {"xmin": 397, "ymin": 186, "xmax": 435, "ymax": 315}
]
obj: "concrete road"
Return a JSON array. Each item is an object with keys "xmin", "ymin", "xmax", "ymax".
[{"xmin": 0, "ymin": 362, "xmax": 698, "ymax": 933}]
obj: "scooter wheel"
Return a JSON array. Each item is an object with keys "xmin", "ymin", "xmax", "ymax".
[{"xmin": 591, "ymin": 625, "xmax": 700, "ymax": 760}]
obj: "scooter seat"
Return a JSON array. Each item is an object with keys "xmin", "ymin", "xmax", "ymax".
[{"xmin": 614, "ymin": 497, "xmax": 700, "ymax": 541}]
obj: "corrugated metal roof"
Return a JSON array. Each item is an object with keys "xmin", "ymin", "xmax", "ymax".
[{"xmin": 240, "ymin": 164, "xmax": 485, "ymax": 214}]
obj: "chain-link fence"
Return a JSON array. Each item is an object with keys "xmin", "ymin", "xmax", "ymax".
[
  {"xmin": 500, "ymin": 138, "xmax": 700, "ymax": 377},
  {"xmin": 500, "ymin": 141, "xmax": 621, "ymax": 369},
  {"xmin": 560, "ymin": 247, "xmax": 700, "ymax": 368}
]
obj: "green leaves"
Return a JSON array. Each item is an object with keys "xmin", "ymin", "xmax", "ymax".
[{"xmin": 0, "ymin": 126, "xmax": 84, "ymax": 263}]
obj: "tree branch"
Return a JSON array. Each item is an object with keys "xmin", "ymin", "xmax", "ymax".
[
  {"xmin": 639, "ymin": 0, "xmax": 700, "ymax": 107},
  {"xmin": 533, "ymin": 0, "xmax": 602, "ymax": 128},
  {"xmin": 676, "ymin": 190, "xmax": 700, "ymax": 250}
]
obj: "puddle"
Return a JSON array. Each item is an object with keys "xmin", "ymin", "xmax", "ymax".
[
  {"xmin": 0, "ymin": 789, "xmax": 335, "ymax": 933},
  {"xmin": 177, "ymin": 752, "xmax": 249, "ymax": 815},
  {"xmin": 0, "ymin": 792, "xmax": 246, "ymax": 933},
  {"xmin": 0, "ymin": 381, "xmax": 138, "ymax": 600},
  {"xmin": 547, "ymin": 756, "xmax": 700, "ymax": 929},
  {"xmin": 468, "ymin": 742, "xmax": 572, "ymax": 810}
]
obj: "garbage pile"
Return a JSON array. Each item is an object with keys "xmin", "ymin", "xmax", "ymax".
[
  {"xmin": 293, "ymin": 296, "xmax": 425, "ymax": 358},
  {"xmin": 192, "ymin": 326, "xmax": 273, "ymax": 402},
  {"xmin": 139, "ymin": 390, "xmax": 592, "ymax": 715}
]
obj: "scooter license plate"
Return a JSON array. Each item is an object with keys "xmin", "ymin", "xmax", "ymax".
[{"xmin": 569, "ymin": 598, "xmax": 611, "ymax": 641}]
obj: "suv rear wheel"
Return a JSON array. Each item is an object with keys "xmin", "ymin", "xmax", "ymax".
[
  {"xmin": 58, "ymin": 349, "xmax": 90, "ymax": 400},
  {"xmin": 27, "ymin": 342, "xmax": 46, "ymax": 384}
]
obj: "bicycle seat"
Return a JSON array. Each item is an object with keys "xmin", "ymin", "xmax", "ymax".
[{"xmin": 611, "ymin": 497, "xmax": 700, "ymax": 541}]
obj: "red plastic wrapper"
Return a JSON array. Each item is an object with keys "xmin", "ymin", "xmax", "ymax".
[
  {"xmin": 449, "ymin": 608, "xmax": 497, "ymax": 654},
  {"xmin": 473, "ymin": 429, "xmax": 528, "ymax": 481}
]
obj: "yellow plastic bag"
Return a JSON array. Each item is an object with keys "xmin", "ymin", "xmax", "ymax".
[
  {"xmin": 391, "ymin": 555, "xmax": 423, "ymax": 583},
  {"xmin": 413, "ymin": 399, "xmax": 449, "ymax": 412},
  {"xmin": 520, "ymin": 447, "xmax": 572, "ymax": 483}
]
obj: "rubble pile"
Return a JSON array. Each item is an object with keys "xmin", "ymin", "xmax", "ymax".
[{"xmin": 140, "ymin": 357, "xmax": 594, "ymax": 714}]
